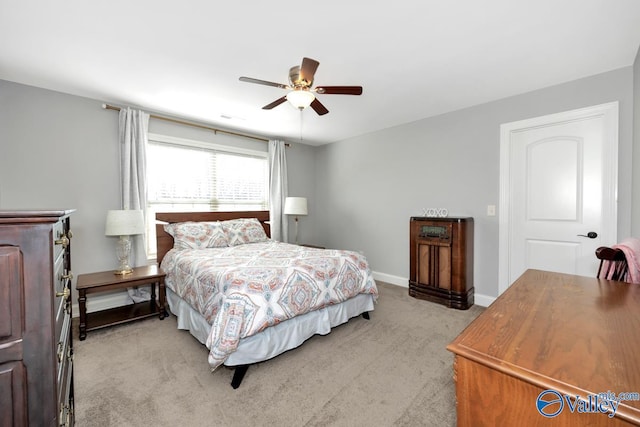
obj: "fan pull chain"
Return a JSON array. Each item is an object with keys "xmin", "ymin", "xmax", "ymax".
[{"xmin": 299, "ymin": 109, "xmax": 304, "ymax": 142}]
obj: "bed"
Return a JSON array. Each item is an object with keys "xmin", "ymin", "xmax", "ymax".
[{"xmin": 155, "ymin": 210, "xmax": 378, "ymax": 388}]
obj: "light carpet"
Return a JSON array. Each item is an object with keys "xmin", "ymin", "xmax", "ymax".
[{"xmin": 73, "ymin": 282, "xmax": 484, "ymax": 426}]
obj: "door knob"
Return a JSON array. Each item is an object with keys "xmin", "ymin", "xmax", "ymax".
[{"xmin": 577, "ymin": 232, "xmax": 598, "ymax": 239}]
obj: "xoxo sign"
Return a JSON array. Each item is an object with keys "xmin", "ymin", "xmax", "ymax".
[{"xmin": 422, "ymin": 208, "xmax": 449, "ymax": 218}]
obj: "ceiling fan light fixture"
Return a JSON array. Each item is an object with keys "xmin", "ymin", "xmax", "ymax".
[
  {"xmin": 240, "ymin": 57, "xmax": 362, "ymax": 116},
  {"xmin": 286, "ymin": 90, "xmax": 315, "ymax": 110}
]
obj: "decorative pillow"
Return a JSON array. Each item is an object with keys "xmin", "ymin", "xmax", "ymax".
[
  {"xmin": 164, "ymin": 221, "xmax": 228, "ymax": 249},
  {"xmin": 222, "ymin": 218, "xmax": 269, "ymax": 246}
]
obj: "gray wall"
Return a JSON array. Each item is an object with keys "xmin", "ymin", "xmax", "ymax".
[
  {"xmin": 0, "ymin": 80, "xmax": 121, "ymax": 279},
  {"xmin": 0, "ymin": 79, "xmax": 317, "ymax": 307},
  {"xmin": 633, "ymin": 45, "xmax": 640, "ymax": 236},
  {"xmin": 316, "ymin": 67, "xmax": 635, "ymax": 300},
  {"xmin": 285, "ymin": 141, "xmax": 318, "ymax": 243}
]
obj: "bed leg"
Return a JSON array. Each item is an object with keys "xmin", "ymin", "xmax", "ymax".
[
  {"xmin": 231, "ymin": 365, "xmax": 249, "ymax": 389},
  {"xmin": 362, "ymin": 311, "xmax": 370, "ymax": 320}
]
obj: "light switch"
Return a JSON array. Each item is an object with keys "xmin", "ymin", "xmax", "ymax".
[{"xmin": 487, "ymin": 205, "xmax": 496, "ymax": 216}]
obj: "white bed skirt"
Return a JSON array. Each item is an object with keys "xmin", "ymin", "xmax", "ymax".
[{"xmin": 166, "ymin": 287, "xmax": 376, "ymax": 367}]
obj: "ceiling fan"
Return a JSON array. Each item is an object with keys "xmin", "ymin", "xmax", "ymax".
[{"xmin": 239, "ymin": 57, "xmax": 363, "ymax": 116}]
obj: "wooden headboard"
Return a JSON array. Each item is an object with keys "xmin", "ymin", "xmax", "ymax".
[{"xmin": 155, "ymin": 210, "xmax": 271, "ymax": 265}]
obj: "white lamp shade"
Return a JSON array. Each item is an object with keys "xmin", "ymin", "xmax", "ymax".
[
  {"xmin": 286, "ymin": 90, "xmax": 315, "ymax": 109},
  {"xmin": 105, "ymin": 209, "xmax": 145, "ymax": 236},
  {"xmin": 284, "ymin": 197, "xmax": 308, "ymax": 216}
]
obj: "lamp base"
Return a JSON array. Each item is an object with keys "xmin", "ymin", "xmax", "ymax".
[{"xmin": 114, "ymin": 236, "xmax": 133, "ymax": 275}]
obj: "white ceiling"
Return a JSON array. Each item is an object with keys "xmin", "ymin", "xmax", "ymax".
[{"xmin": 1, "ymin": 1, "xmax": 640, "ymax": 146}]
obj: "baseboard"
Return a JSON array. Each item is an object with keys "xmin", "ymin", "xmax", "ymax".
[
  {"xmin": 473, "ymin": 293, "xmax": 495, "ymax": 307},
  {"xmin": 71, "ymin": 290, "xmax": 131, "ymax": 319},
  {"xmin": 372, "ymin": 270, "xmax": 495, "ymax": 307},
  {"xmin": 372, "ymin": 271, "xmax": 408, "ymax": 287}
]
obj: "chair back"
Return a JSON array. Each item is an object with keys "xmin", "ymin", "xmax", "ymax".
[{"xmin": 596, "ymin": 246, "xmax": 629, "ymax": 281}]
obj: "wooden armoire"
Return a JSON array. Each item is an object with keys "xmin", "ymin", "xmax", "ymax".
[
  {"xmin": 0, "ymin": 210, "xmax": 75, "ymax": 426},
  {"xmin": 409, "ymin": 216, "xmax": 474, "ymax": 309}
]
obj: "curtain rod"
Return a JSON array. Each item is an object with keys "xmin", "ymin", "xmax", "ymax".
[{"xmin": 102, "ymin": 103, "xmax": 288, "ymax": 146}]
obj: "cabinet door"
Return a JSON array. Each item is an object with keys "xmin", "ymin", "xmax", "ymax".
[
  {"xmin": 0, "ymin": 246, "xmax": 23, "ymax": 347},
  {"xmin": 0, "ymin": 246, "xmax": 28, "ymax": 426},
  {"xmin": 418, "ymin": 243, "xmax": 452, "ymax": 289},
  {"xmin": 0, "ymin": 362, "xmax": 27, "ymax": 427}
]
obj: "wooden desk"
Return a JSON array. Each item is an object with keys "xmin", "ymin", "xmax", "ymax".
[
  {"xmin": 447, "ymin": 269, "xmax": 640, "ymax": 426},
  {"xmin": 76, "ymin": 265, "xmax": 166, "ymax": 340}
]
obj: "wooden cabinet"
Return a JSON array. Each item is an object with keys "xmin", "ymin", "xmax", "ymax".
[
  {"xmin": 409, "ymin": 216, "xmax": 474, "ymax": 309},
  {"xmin": 0, "ymin": 210, "xmax": 74, "ymax": 426}
]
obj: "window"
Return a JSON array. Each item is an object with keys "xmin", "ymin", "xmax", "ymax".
[{"xmin": 146, "ymin": 133, "xmax": 269, "ymax": 258}]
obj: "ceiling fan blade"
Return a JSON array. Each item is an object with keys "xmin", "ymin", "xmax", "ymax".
[
  {"xmin": 299, "ymin": 57, "xmax": 320, "ymax": 84},
  {"xmin": 315, "ymin": 86, "xmax": 363, "ymax": 95},
  {"xmin": 310, "ymin": 98, "xmax": 329, "ymax": 116},
  {"xmin": 262, "ymin": 96, "xmax": 287, "ymax": 110},
  {"xmin": 239, "ymin": 76, "xmax": 290, "ymax": 90}
]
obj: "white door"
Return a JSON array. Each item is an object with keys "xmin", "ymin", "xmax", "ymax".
[{"xmin": 498, "ymin": 102, "xmax": 618, "ymax": 294}]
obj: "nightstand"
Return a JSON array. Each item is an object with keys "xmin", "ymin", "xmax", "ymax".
[
  {"xmin": 76, "ymin": 265, "xmax": 166, "ymax": 340},
  {"xmin": 300, "ymin": 244, "xmax": 326, "ymax": 249}
]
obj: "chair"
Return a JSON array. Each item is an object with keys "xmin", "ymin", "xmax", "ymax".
[{"xmin": 595, "ymin": 246, "xmax": 629, "ymax": 281}]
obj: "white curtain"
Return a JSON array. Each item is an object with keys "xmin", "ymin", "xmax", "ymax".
[
  {"xmin": 268, "ymin": 139, "xmax": 288, "ymax": 242},
  {"xmin": 118, "ymin": 107, "xmax": 150, "ymax": 302}
]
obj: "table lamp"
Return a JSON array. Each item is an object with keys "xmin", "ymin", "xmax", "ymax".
[
  {"xmin": 105, "ymin": 209, "xmax": 145, "ymax": 275},
  {"xmin": 284, "ymin": 197, "xmax": 307, "ymax": 244}
]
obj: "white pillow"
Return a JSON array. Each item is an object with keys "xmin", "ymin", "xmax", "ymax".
[
  {"xmin": 221, "ymin": 218, "xmax": 269, "ymax": 246},
  {"xmin": 164, "ymin": 221, "xmax": 228, "ymax": 249}
]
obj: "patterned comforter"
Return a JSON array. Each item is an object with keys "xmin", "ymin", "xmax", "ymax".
[{"xmin": 160, "ymin": 241, "xmax": 378, "ymax": 369}]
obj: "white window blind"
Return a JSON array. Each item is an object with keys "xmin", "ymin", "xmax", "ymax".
[{"xmin": 146, "ymin": 134, "xmax": 268, "ymax": 257}]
